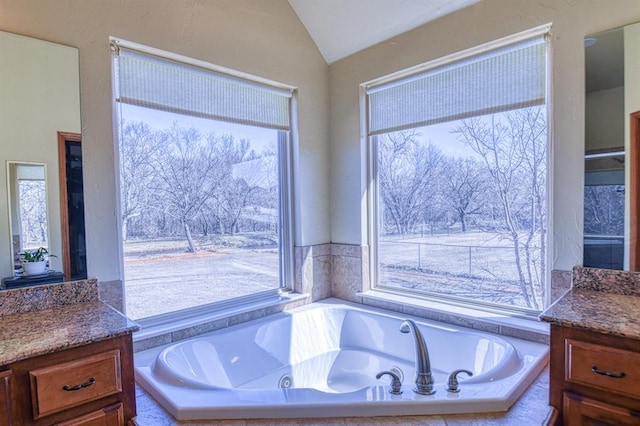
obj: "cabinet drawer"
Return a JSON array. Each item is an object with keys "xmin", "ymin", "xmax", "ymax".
[
  {"xmin": 565, "ymin": 339, "xmax": 640, "ymax": 399},
  {"xmin": 56, "ymin": 402, "xmax": 124, "ymax": 426},
  {"xmin": 29, "ymin": 349, "xmax": 122, "ymax": 419},
  {"xmin": 563, "ymin": 392, "xmax": 640, "ymax": 426}
]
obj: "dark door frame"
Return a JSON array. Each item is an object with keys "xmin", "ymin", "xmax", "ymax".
[
  {"xmin": 57, "ymin": 131, "xmax": 82, "ymax": 281},
  {"xmin": 630, "ymin": 111, "xmax": 640, "ymax": 271}
]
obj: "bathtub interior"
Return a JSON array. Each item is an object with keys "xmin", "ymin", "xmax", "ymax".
[
  {"xmin": 153, "ymin": 305, "xmax": 522, "ymax": 392},
  {"xmin": 135, "ymin": 299, "xmax": 549, "ymax": 419},
  {"xmin": 153, "ymin": 308, "xmax": 347, "ymax": 390}
]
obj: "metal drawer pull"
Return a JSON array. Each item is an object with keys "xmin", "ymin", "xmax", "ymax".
[
  {"xmin": 591, "ymin": 365, "xmax": 626, "ymax": 379},
  {"xmin": 62, "ymin": 377, "xmax": 96, "ymax": 391}
]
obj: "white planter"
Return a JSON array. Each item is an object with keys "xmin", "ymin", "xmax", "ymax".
[{"xmin": 22, "ymin": 261, "xmax": 47, "ymax": 276}]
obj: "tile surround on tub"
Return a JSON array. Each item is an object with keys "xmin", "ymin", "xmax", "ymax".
[
  {"xmin": 133, "ymin": 333, "xmax": 174, "ymax": 353},
  {"xmin": 331, "ymin": 243, "xmax": 369, "ymax": 302},
  {"xmin": 359, "ymin": 291, "xmax": 550, "ymax": 344},
  {"xmin": 331, "ymin": 253, "xmax": 365, "ymax": 302},
  {"xmin": 132, "ymin": 293, "xmax": 309, "ymax": 352},
  {"xmin": 294, "ymin": 244, "xmax": 332, "ymax": 301}
]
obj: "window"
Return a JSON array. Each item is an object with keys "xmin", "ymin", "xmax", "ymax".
[
  {"xmin": 111, "ymin": 39, "xmax": 295, "ymax": 321},
  {"xmin": 14, "ymin": 164, "xmax": 48, "ymax": 250},
  {"xmin": 365, "ymin": 25, "xmax": 551, "ymax": 314}
]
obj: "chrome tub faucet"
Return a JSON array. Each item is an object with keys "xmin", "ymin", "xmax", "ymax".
[{"xmin": 400, "ymin": 319, "xmax": 435, "ymax": 395}]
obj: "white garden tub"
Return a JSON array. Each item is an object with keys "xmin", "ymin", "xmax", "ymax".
[{"xmin": 134, "ymin": 299, "xmax": 548, "ymax": 420}]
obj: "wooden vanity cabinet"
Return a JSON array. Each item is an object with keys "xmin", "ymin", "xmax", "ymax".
[
  {"xmin": 5, "ymin": 334, "xmax": 135, "ymax": 425},
  {"xmin": 550, "ymin": 324, "xmax": 640, "ymax": 425},
  {"xmin": 0, "ymin": 369, "xmax": 13, "ymax": 425}
]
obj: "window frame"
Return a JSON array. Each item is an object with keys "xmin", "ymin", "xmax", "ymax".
[
  {"xmin": 110, "ymin": 38, "xmax": 296, "ymax": 327},
  {"xmin": 363, "ymin": 24, "xmax": 553, "ymax": 316}
]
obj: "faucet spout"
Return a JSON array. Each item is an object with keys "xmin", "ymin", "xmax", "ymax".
[{"xmin": 400, "ymin": 319, "xmax": 435, "ymax": 395}]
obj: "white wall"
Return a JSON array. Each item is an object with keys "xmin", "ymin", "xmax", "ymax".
[
  {"xmin": 0, "ymin": 31, "xmax": 80, "ymax": 278},
  {"xmin": 0, "ymin": 0, "xmax": 330, "ymax": 282},
  {"xmin": 329, "ymin": 0, "xmax": 640, "ymax": 271}
]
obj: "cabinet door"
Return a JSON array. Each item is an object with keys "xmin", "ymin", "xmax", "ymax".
[
  {"xmin": 55, "ymin": 403, "xmax": 123, "ymax": 426},
  {"xmin": 563, "ymin": 392, "xmax": 640, "ymax": 426},
  {"xmin": 0, "ymin": 370, "xmax": 12, "ymax": 425}
]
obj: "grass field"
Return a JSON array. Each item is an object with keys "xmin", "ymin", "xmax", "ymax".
[
  {"xmin": 123, "ymin": 234, "xmax": 279, "ymax": 319},
  {"xmin": 380, "ymin": 231, "xmax": 544, "ymax": 309},
  {"xmin": 124, "ymin": 230, "xmax": 544, "ymax": 319}
]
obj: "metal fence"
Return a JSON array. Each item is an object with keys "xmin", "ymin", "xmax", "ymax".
[{"xmin": 379, "ymin": 239, "xmax": 542, "ymax": 282}]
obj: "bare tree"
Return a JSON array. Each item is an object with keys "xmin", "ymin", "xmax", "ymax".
[
  {"xmin": 148, "ymin": 125, "xmax": 223, "ymax": 252},
  {"xmin": 209, "ymin": 134, "xmax": 261, "ymax": 235},
  {"xmin": 507, "ymin": 106, "xmax": 548, "ymax": 305},
  {"xmin": 442, "ymin": 157, "xmax": 488, "ymax": 232},
  {"xmin": 119, "ymin": 122, "xmax": 163, "ymax": 241},
  {"xmin": 378, "ymin": 131, "xmax": 443, "ymax": 235},
  {"xmin": 17, "ymin": 180, "xmax": 48, "ymax": 246},
  {"xmin": 453, "ymin": 107, "xmax": 546, "ymax": 309},
  {"xmin": 217, "ymin": 178, "xmax": 257, "ymax": 235},
  {"xmin": 584, "ymin": 186, "xmax": 625, "ymax": 235}
]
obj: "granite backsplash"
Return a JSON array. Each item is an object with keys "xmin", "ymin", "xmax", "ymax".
[{"xmin": 0, "ymin": 278, "xmax": 99, "ymax": 317}]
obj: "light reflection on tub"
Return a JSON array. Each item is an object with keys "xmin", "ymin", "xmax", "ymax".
[{"xmin": 134, "ymin": 299, "xmax": 548, "ymax": 420}]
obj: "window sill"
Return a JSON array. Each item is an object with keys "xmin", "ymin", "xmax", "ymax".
[
  {"xmin": 358, "ymin": 289, "xmax": 549, "ymax": 344},
  {"xmin": 133, "ymin": 292, "xmax": 309, "ymax": 344}
]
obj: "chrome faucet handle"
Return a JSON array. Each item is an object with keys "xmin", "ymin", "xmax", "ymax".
[
  {"xmin": 376, "ymin": 370, "xmax": 403, "ymax": 395},
  {"xmin": 446, "ymin": 369, "xmax": 473, "ymax": 393}
]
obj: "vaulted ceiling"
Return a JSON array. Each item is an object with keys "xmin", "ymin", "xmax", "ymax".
[{"xmin": 288, "ymin": 0, "xmax": 482, "ymax": 64}]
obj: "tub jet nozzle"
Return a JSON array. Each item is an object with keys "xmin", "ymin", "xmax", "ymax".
[{"xmin": 278, "ymin": 374, "xmax": 293, "ymax": 389}]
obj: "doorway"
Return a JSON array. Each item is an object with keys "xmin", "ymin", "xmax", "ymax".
[{"xmin": 58, "ymin": 131, "xmax": 87, "ymax": 281}]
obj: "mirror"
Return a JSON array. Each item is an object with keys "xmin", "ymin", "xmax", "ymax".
[
  {"xmin": 0, "ymin": 30, "xmax": 84, "ymax": 282},
  {"xmin": 584, "ymin": 21, "xmax": 640, "ymax": 271},
  {"xmin": 7, "ymin": 162, "xmax": 49, "ymax": 272}
]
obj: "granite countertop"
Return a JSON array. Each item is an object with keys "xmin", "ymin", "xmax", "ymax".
[
  {"xmin": 539, "ymin": 266, "xmax": 640, "ymax": 340},
  {"xmin": 0, "ymin": 278, "xmax": 139, "ymax": 366},
  {"xmin": 0, "ymin": 299, "xmax": 139, "ymax": 366},
  {"xmin": 540, "ymin": 288, "xmax": 640, "ymax": 340}
]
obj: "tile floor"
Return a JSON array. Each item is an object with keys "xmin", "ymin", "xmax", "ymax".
[{"xmin": 133, "ymin": 366, "xmax": 552, "ymax": 425}]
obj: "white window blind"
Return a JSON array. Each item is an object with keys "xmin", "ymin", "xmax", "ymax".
[
  {"xmin": 366, "ymin": 32, "xmax": 548, "ymax": 136},
  {"xmin": 112, "ymin": 43, "xmax": 292, "ymax": 131}
]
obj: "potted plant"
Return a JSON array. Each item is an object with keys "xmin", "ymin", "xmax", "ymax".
[{"xmin": 20, "ymin": 247, "xmax": 55, "ymax": 276}]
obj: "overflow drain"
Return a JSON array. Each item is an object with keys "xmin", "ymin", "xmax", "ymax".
[{"xmin": 278, "ymin": 374, "xmax": 294, "ymax": 389}]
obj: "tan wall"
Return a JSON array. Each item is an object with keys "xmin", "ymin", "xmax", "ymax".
[
  {"xmin": 586, "ymin": 87, "xmax": 624, "ymax": 152},
  {"xmin": 4, "ymin": 0, "xmax": 639, "ymax": 287},
  {"xmin": 0, "ymin": 0, "xmax": 330, "ymax": 282},
  {"xmin": 0, "ymin": 31, "xmax": 80, "ymax": 278},
  {"xmin": 329, "ymin": 0, "xmax": 640, "ymax": 271}
]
